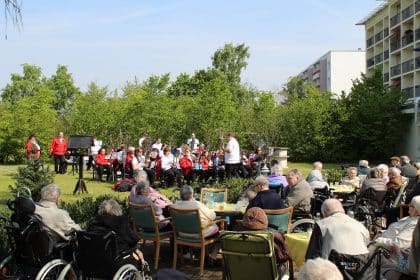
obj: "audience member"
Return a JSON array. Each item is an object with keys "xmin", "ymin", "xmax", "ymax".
[
  {"xmin": 35, "ymin": 184, "xmax": 81, "ymax": 242},
  {"xmin": 298, "ymin": 258, "xmax": 343, "ymax": 280},
  {"xmin": 387, "ymin": 167, "xmax": 403, "ymax": 191},
  {"xmin": 246, "ymin": 176, "xmax": 285, "ymax": 211},
  {"xmin": 187, "ymin": 133, "xmax": 199, "ymax": 152},
  {"xmin": 358, "ymin": 160, "xmax": 370, "ymax": 176},
  {"xmin": 359, "ymin": 167, "xmax": 387, "ymax": 207},
  {"xmin": 306, "ymin": 161, "xmax": 329, "ymax": 190},
  {"xmin": 285, "ymin": 169, "xmax": 313, "ymax": 213},
  {"xmin": 49, "ymin": 131, "xmax": 67, "ymax": 174},
  {"xmin": 340, "ymin": 166, "xmax": 360, "ymax": 190},
  {"xmin": 305, "ymin": 199, "xmax": 369, "ymax": 260},
  {"xmin": 377, "ymin": 163, "xmax": 390, "ymax": 184},
  {"xmin": 267, "ymin": 164, "xmax": 288, "ymax": 189},
  {"xmin": 25, "ymin": 134, "xmax": 41, "ymax": 160},
  {"xmin": 400, "ymin": 156, "xmax": 417, "ymax": 179}
]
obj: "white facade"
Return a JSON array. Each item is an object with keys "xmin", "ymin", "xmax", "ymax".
[
  {"xmin": 359, "ymin": 0, "xmax": 420, "ymax": 161},
  {"xmin": 298, "ymin": 50, "xmax": 365, "ymax": 96}
]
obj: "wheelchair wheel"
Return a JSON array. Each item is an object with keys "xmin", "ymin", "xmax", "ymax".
[
  {"xmin": 291, "ymin": 219, "xmax": 315, "ymax": 233},
  {"xmin": 0, "ymin": 255, "xmax": 19, "ymax": 278},
  {"xmin": 57, "ymin": 263, "xmax": 77, "ymax": 280},
  {"xmin": 113, "ymin": 264, "xmax": 140, "ymax": 280},
  {"xmin": 35, "ymin": 259, "xmax": 68, "ymax": 280}
]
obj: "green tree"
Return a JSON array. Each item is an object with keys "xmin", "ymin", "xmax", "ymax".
[
  {"xmin": 211, "ymin": 43, "xmax": 250, "ymax": 84},
  {"xmin": 280, "ymin": 77, "xmax": 309, "ymax": 105},
  {"xmin": 342, "ymin": 68, "xmax": 408, "ymax": 160}
]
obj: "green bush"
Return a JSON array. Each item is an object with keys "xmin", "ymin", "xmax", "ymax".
[
  {"xmin": 324, "ymin": 168, "xmax": 345, "ymax": 184},
  {"xmin": 0, "ymin": 208, "xmax": 12, "ymax": 258},
  {"xmin": 9, "ymin": 160, "xmax": 55, "ymax": 201},
  {"xmin": 61, "ymin": 194, "xmax": 127, "ymax": 229},
  {"xmin": 211, "ymin": 177, "xmax": 252, "ymax": 203}
]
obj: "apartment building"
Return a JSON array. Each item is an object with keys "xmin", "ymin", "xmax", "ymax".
[
  {"xmin": 358, "ymin": 0, "xmax": 420, "ymax": 160},
  {"xmin": 297, "ymin": 50, "xmax": 365, "ymax": 96}
]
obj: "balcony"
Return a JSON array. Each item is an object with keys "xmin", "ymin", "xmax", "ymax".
[
  {"xmin": 416, "ymin": 28, "xmax": 420, "ymax": 41},
  {"xmin": 367, "ymin": 36, "xmax": 374, "ymax": 48},
  {"xmin": 390, "ymin": 14, "xmax": 400, "ymax": 27},
  {"xmin": 384, "ymin": 72, "xmax": 389, "ymax": 83},
  {"xmin": 402, "ymin": 60, "xmax": 414, "ymax": 73},
  {"xmin": 391, "ymin": 38, "xmax": 401, "ymax": 52},
  {"xmin": 384, "ymin": 27, "xmax": 389, "ymax": 38},
  {"xmin": 402, "ymin": 86, "xmax": 414, "ymax": 99},
  {"xmin": 416, "ymin": 57, "xmax": 420, "ymax": 69},
  {"xmin": 375, "ymin": 53, "xmax": 383, "ymax": 64},
  {"xmin": 367, "ymin": 57, "xmax": 375, "ymax": 68},
  {"xmin": 390, "ymin": 64, "xmax": 401, "ymax": 77},
  {"xmin": 402, "ymin": 31, "xmax": 414, "ymax": 47},
  {"xmin": 384, "ymin": 49, "xmax": 389, "ymax": 60},
  {"xmin": 416, "ymin": 1, "xmax": 420, "ymax": 13},
  {"xmin": 375, "ymin": 31, "xmax": 383, "ymax": 43},
  {"xmin": 416, "ymin": 85, "xmax": 420, "ymax": 97},
  {"xmin": 401, "ymin": 5, "xmax": 414, "ymax": 21}
]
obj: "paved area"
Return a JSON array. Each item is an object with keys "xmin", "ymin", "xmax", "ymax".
[{"xmin": 142, "ymin": 240, "xmax": 223, "ymax": 279}]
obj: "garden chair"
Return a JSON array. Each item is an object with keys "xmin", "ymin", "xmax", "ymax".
[
  {"xmin": 129, "ymin": 203, "xmax": 172, "ymax": 270},
  {"xmin": 169, "ymin": 207, "xmax": 224, "ymax": 275},
  {"xmin": 264, "ymin": 207, "xmax": 294, "ymax": 233},
  {"xmin": 219, "ymin": 230, "xmax": 293, "ymax": 280}
]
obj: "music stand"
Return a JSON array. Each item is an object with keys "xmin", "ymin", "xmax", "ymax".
[{"xmin": 68, "ymin": 135, "xmax": 92, "ymax": 195}]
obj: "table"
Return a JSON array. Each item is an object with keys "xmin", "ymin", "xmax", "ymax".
[
  {"xmin": 214, "ymin": 203, "xmax": 244, "ymax": 230},
  {"xmin": 284, "ymin": 232, "xmax": 310, "ymax": 268}
]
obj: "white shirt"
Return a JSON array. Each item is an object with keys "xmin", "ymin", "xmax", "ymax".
[
  {"xmin": 375, "ymin": 216, "xmax": 419, "ymax": 249},
  {"xmin": 152, "ymin": 142, "xmax": 162, "ymax": 151},
  {"xmin": 225, "ymin": 137, "xmax": 240, "ymax": 164},
  {"xmin": 187, "ymin": 138, "xmax": 200, "ymax": 150},
  {"xmin": 161, "ymin": 154, "xmax": 174, "ymax": 171},
  {"xmin": 131, "ymin": 155, "xmax": 145, "ymax": 170}
]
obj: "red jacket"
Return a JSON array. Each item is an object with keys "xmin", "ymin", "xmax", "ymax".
[
  {"xmin": 180, "ymin": 155, "xmax": 193, "ymax": 176},
  {"xmin": 95, "ymin": 153, "xmax": 110, "ymax": 166},
  {"xmin": 49, "ymin": 137, "xmax": 67, "ymax": 156},
  {"xmin": 25, "ymin": 141, "xmax": 40, "ymax": 159},
  {"xmin": 125, "ymin": 153, "xmax": 134, "ymax": 171}
]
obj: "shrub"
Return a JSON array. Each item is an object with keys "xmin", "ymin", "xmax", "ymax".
[
  {"xmin": 9, "ymin": 160, "xmax": 55, "ymax": 201},
  {"xmin": 211, "ymin": 177, "xmax": 252, "ymax": 203},
  {"xmin": 323, "ymin": 168, "xmax": 345, "ymax": 184},
  {"xmin": 0, "ymin": 208, "xmax": 12, "ymax": 258}
]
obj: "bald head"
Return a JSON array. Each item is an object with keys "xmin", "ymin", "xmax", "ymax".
[{"xmin": 321, "ymin": 199, "xmax": 345, "ymax": 217}]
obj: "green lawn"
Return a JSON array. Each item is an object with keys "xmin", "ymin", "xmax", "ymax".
[{"xmin": 0, "ymin": 162, "xmax": 342, "ymax": 206}]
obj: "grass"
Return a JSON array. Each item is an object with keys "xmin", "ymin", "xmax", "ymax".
[{"xmin": 0, "ymin": 162, "xmax": 342, "ymax": 206}]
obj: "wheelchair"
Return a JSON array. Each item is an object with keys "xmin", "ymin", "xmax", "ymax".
[
  {"xmin": 0, "ymin": 188, "xmax": 72, "ymax": 279},
  {"xmin": 57, "ymin": 230, "xmax": 151, "ymax": 280}
]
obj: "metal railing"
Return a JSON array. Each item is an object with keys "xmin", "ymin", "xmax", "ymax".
[
  {"xmin": 384, "ymin": 27, "xmax": 389, "ymax": 38},
  {"xmin": 390, "ymin": 64, "xmax": 401, "ymax": 77},
  {"xmin": 383, "ymin": 72, "xmax": 389, "ymax": 83},
  {"xmin": 416, "ymin": 85, "xmax": 420, "ymax": 97},
  {"xmin": 416, "ymin": 0, "xmax": 420, "ymax": 13},
  {"xmin": 391, "ymin": 38, "xmax": 401, "ymax": 52},
  {"xmin": 367, "ymin": 36, "xmax": 374, "ymax": 48},
  {"xmin": 402, "ymin": 87, "xmax": 414, "ymax": 99},
  {"xmin": 416, "ymin": 57, "xmax": 420, "ymax": 69},
  {"xmin": 384, "ymin": 49, "xmax": 389, "ymax": 60},
  {"xmin": 375, "ymin": 31, "xmax": 383, "ymax": 43},
  {"xmin": 402, "ymin": 5, "xmax": 414, "ymax": 21},
  {"xmin": 402, "ymin": 60, "xmax": 414, "ymax": 73},
  {"xmin": 402, "ymin": 32, "xmax": 414, "ymax": 47},
  {"xmin": 367, "ymin": 57, "xmax": 375, "ymax": 67},
  {"xmin": 416, "ymin": 28, "xmax": 420, "ymax": 41},
  {"xmin": 390, "ymin": 14, "xmax": 400, "ymax": 27},
  {"xmin": 375, "ymin": 53, "xmax": 383, "ymax": 64}
]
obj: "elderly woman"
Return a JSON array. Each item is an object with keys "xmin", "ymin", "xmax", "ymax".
[
  {"xmin": 306, "ymin": 161, "xmax": 329, "ymax": 190},
  {"xmin": 377, "ymin": 164, "xmax": 390, "ymax": 184},
  {"xmin": 86, "ymin": 199, "xmax": 144, "ymax": 264},
  {"xmin": 129, "ymin": 180, "xmax": 171, "ymax": 231},
  {"xmin": 359, "ymin": 167, "xmax": 387, "ymax": 207},
  {"xmin": 340, "ymin": 166, "xmax": 360, "ymax": 190},
  {"xmin": 233, "ymin": 207, "xmax": 291, "ymax": 270},
  {"xmin": 387, "ymin": 167, "xmax": 404, "ymax": 191},
  {"xmin": 267, "ymin": 164, "xmax": 288, "ymax": 189}
]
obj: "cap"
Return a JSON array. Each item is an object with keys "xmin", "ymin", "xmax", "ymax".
[
  {"xmin": 242, "ymin": 207, "xmax": 268, "ymax": 230},
  {"xmin": 390, "ymin": 156, "xmax": 400, "ymax": 161}
]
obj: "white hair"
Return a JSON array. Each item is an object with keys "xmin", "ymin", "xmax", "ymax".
[
  {"xmin": 389, "ymin": 167, "xmax": 401, "ymax": 176},
  {"xmin": 134, "ymin": 170, "xmax": 149, "ymax": 183},
  {"xmin": 321, "ymin": 199, "xmax": 344, "ymax": 217},
  {"xmin": 40, "ymin": 184, "xmax": 61, "ymax": 203},
  {"xmin": 98, "ymin": 199, "xmax": 123, "ymax": 216},
  {"xmin": 359, "ymin": 160, "xmax": 369, "ymax": 168},
  {"xmin": 377, "ymin": 164, "xmax": 389, "ymax": 173},
  {"xmin": 270, "ymin": 164, "xmax": 283, "ymax": 176},
  {"xmin": 180, "ymin": 185, "xmax": 194, "ymax": 201},
  {"xmin": 400, "ymin": 155, "xmax": 410, "ymax": 164},
  {"xmin": 313, "ymin": 161, "xmax": 323, "ymax": 170},
  {"xmin": 298, "ymin": 258, "xmax": 343, "ymax": 280}
]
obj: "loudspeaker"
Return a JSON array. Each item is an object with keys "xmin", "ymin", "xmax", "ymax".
[{"xmin": 68, "ymin": 135, "xmax": 92, "ymax": 150}]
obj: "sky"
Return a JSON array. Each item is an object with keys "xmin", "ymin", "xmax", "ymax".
[{"xmin": 0, "ymin": 0, "xmax": 381, "ymax": 93}]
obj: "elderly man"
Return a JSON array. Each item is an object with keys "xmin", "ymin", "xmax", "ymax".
[
  {"xmin": 306, "ymin": 161, "xmax": 329, "ymax": 190},
  {"xmin": 298, "ymin": 258, "xmax": 343, "ymax": 280},
  {"xmin": 246, "ymin": 176, "xmax": 285, "ymax": 211},
  {"xmin": 305, "ymin": 199, "xmax": 369, "ymax": 260},
  {"xmin": 172, "ymin": 185, "xmax": 219, "ymax": 238},
  {"xmin": 285, "ymin": 169, "xmax": 313, "ymax": 214},
  {"xmin": 400, "ymin": 156, "xmax": 417, "ymax": 179},
  {"xmin": 387, "ymin": 167, "xmax": 403, "ymax": 191},
  {"xmin": 373, "ymin": 196, "xmax": 420, "ymax": 250},
  {"xmin": 34, "ymin": 184, "xmax": 81, "ymax": 241},
  {"xmin": 359, "ymin": 167, "xmax": 387, "ymax": 208}
]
